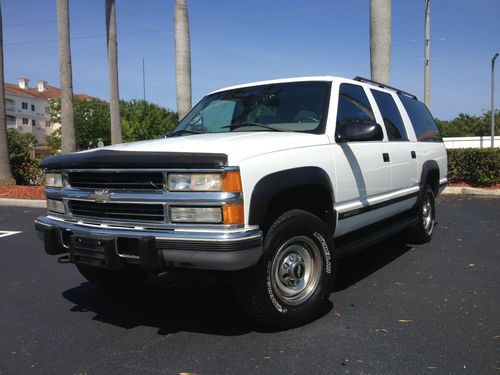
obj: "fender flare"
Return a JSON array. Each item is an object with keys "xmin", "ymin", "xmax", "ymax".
[
  {"xmin": 248, "ymin": 166, "xmax": 335, "ymax": 227},
  {"xmin": 415, "ymin": 160, "xmax": 440, "ymax": 210}
]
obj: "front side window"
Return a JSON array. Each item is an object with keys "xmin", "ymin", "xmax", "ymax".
[
  {"xmin": 371, "ymin": 90, "xmax": 407, "ymax": 141},
  {"xmin": 171, "ymin": 81, "xmax": 331, "ymax": 136},
  {"xmin": 398, "ymin": 94, "xmax": 442, "ymax": 142},
  {"xmin": 336, "ymin": 83, "xmax": 375, "ymax": 127},
  {"xmin": 22, "ymin": 117, "xmax": 29, "ymax": 125},
  {"xmin": 31, "ymin": 104, "xmax": 35, "ymax": 111},
  {"xmin": 22, "ymin": 102, "xmax": 28, "ymax": 110}
]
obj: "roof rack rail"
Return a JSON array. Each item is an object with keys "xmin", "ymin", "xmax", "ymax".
[{"xmin": 353, "ymin": 76, "xmax": 418, "ymax": 100}]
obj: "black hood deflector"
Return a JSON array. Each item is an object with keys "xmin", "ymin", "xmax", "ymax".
[{"xmin": 39, "ymin": 149, "xmax": 228, "ymax": 169}]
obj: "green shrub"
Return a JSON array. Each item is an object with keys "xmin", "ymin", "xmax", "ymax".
[
  {"xmin": 447, "ymin": 148, "xmax": 500, "ymax": 186},
  {"xmin": 7, "ymin": 128, "xmax": 45, "ymax": 185}
]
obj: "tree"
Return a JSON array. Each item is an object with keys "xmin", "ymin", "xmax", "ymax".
[
  {"xmin": 49, "ymin": 98, "xmax": 110, "ymax": 150},
  {"xmin": 435, "ymin": 110, "xmax": 500, "ymax": 137},
  {"xmin": 174, "ymin": 0, "xmax": 192, "ymax": 118},
  {"xmin": 120, "ymin": 100, "xmax": 178, "ymax": 141},
  {"xmin": 0, "ymin": 3, "xmax": 15, "ymax": 185},
  {"xmin": 370, "ymin": 0, "xmax": 392, "ymax": 84},
  {"xmin": 56, "ymin": 0, "xmax": 76, "ymax": 153},
  {"xmin": 106, "ymin": 0, "xmax": 122, "ymax": 144}
]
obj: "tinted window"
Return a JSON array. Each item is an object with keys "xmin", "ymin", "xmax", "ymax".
[
  {"xmin": 398, "ymin": 94, "xmax": 442, "ymax": 142},
  {"xmin": 336, "ymin": 84, "xmax": 375, "ymax": 127},
  {"xmin": 371, "ymin": 90, "xmax": 407, "ymax": 141}
]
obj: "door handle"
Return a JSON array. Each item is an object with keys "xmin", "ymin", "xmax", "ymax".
[
  {"xmin": 411, "ymin": 151, "xmax": 416, "ymax": 159},
  {"xmin": 383, "ymin": 153, "xmax": 390, "ymax": 162}
]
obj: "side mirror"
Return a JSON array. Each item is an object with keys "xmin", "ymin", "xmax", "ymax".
[{"xmin": 336, "ymin": 122, "xmax": 384, "ymax": 142}]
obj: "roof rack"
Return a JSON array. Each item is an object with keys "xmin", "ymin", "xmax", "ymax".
[{"xmin": 353, "ymin": 76, "xmax": 418, "ymax": 100}]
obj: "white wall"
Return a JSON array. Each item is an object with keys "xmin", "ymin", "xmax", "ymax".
[{"xmin": 443, "ymin": 136, "xmax": 500, "ymax": 149}]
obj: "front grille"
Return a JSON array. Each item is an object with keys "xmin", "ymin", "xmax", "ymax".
[
  {"xmin": 68, "ymin": 171, "xmax": 164, "ymax": 190},
  {"xmin": 68, "ymin": 200, "xmax": 165, "ymax": 222}
]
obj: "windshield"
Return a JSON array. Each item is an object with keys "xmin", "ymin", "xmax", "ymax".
[{"xmin": 170, "ymin": 81, "xmax": 331, "ymax": 136}]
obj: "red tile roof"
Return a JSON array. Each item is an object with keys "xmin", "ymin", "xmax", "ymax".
[{"xmin": 4, "ymin": 82, "xmax": 91, "ymax": 100}]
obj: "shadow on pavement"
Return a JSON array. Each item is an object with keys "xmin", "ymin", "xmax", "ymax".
[
  {"xmin": 62, "ymin": 235, "xmax": 412, "ymax": 335},
  {"xmin": 334, "ymin": 234, "xmax": 413, "ymax": 292}
]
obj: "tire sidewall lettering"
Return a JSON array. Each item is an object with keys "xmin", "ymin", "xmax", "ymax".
[
  {"xmin": 313, "ymin": 231, "xmax": 332, "ymax": 274},
  {"xmin": 266, "ymin": 261, "xmax": 287, "ymax": 314}
]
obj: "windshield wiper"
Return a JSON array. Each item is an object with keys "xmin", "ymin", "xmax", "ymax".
[
  {"xmin": 168, "ymin": 129, "xmax": 204, "ymax": 137},
  {"xmin": 221, "ymin": 122, "xmax": 284, "ymax": 132}
]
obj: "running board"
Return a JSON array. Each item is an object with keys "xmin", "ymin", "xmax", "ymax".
[{"xmin": 335, "ymin": 215, "xmax": 416, "ymax": 259}]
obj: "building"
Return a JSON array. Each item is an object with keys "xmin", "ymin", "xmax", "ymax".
[{"xmin": 5, "ymin": 77, "xmax": 91, "ymax": 145}]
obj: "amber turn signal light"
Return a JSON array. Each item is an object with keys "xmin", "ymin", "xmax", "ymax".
[
  {"xmin": 222, "ymin": 170, "xmax": 242, "ymax": 192},
  {"xmin": 223, "ymin": 204, "xmax": 244, "ymax": 225}
]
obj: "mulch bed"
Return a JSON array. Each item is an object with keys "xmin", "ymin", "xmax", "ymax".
[
  {"xmin": 0, "ymin": 185, "xmax": 45, "ymax": 200},
  {"xmin": 448, "ymin": 182, "xmax": 500, "ymax": 190}
]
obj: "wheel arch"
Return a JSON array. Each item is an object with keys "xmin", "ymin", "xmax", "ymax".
[{"xmin": 248, "ymin": 167, "xmax": 335, "ymax": 233}]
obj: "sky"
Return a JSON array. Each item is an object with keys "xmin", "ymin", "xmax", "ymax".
[{"xmin": 2, "ymin": 0, "xmax": 499, "ymax": 120}]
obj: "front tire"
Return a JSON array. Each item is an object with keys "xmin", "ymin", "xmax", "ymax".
[
  {"xmin": 76, "ymin": 264, "xmax": 148, "ymax": 289},
  {"xmin": 237, "ymin": 210, "xmax": 336, "ymax": 330}
]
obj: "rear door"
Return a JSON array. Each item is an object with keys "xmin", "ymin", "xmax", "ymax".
[{"xmin": 370, "ymin": 89, "xmax": 418, "ymax": 195}]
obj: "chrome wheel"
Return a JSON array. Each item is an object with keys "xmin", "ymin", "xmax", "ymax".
[
  {"xmin": 422, "ymin": 194, "xmax": 434, "ymax": 234},
  {"xmin": 271, "ymin": 236, "xmax": 323, "ymax": 306}
]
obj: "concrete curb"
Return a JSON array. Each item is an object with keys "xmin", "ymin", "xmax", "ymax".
[
  {"xmin": 0, "ymin": 198, "xmax": 46, "ymax": 208},
  {"xmin": 442, "ymin": 186, "xmax": 500, "ymax": 196}
]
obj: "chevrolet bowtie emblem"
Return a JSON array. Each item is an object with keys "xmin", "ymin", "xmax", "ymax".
[{"xmin": 89, "ymin": 189, "xmax": 111, "ymax": 203}]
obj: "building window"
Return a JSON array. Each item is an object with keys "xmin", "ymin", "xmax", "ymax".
[
  {"xmin": 31, "ymin": 104, "xmax": 35, "ymax": 111},
  {"xmin": 45, "ymin": 122, "xmax": 51, "ymax": 128},
  {"xmin": 22, "ymin": 117, "xmax": 29, "ymax": 125},
  {"xmin": 32, "ymin": 119, "xmax": 36, "ymax": 127},
  {"xmin": 22, "ymin": 102, "xmax": 28, "ymax": 110}
]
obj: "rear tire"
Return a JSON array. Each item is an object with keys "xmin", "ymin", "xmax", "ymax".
[
  {"xmin": 408, "ymin": 186, "xmax": 436, "ymax": 244},
  {"xmin": 236, "ymin": 209, "xmax": 336, "ymax": 330},
  {"xmin": 76, "ymin": 265, "xmax": 148, "ymax": 289}
]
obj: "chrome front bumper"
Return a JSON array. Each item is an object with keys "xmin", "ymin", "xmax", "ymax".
[{"xmin": 35, "ymin": 215, "xmax": 263, "ymax": 271}]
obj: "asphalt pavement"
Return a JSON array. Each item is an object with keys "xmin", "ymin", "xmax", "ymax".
[{"xmin": 0, "ymin": 196, "xmax": 498, "ymax": 374}]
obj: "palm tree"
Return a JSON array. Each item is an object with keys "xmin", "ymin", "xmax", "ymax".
[
  {"xmin": 174, "ymin": 0, "xmax": 192, "ymax": 119},
  {"xmin": 0, "ymin": 3, "xmax": 15, "ymax": 184},
  {"xmin": 106, "ymin": 0, "xmax": 122, "ymax": 144},
  {"xmin": 370, "ymin": 0, "xmax": 392, "ymax": 84},
  {"xmin": 56, "ymin": 0, "xmax": 76, "ymax": 153}
]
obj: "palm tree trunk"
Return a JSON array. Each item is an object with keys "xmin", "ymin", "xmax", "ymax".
[
  {"xmin": 0, "ymin": 3, "xmax": 15, "ymax": 184},
  {"xmin": 370, "ymin": 0, "xmax": 392, "ymax": 84},
  {"xmin": 56, "ymin": 0, "xmax": 76, "ymax": 153},
  {"xmin": 174, "ymin": 0, "xmax": 192, "ymax": 119},
  {"xmin": 106, "ymin": 0, "xmax": 122, "ymax": 144}
]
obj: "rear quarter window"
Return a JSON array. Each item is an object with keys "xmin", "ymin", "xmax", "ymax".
[{"xmin": 398, "ymin": 94, "xmax": 442, "ymax": 142}]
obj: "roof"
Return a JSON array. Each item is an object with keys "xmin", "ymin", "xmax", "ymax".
[{"xmin": 4, "ymin": 82, "xmax": 91, "ymax": 100}]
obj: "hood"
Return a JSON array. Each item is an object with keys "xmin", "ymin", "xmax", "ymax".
[{"xmin": 104, "ymin": 132, "xmax": 330, "ymax": 164}]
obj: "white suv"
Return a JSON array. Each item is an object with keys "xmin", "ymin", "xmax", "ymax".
[{"xmin": 35, "ymin": 75, "xmax": 447, "ymax": 329}]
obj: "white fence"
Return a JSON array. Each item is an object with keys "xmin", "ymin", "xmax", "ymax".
[{"xmin": 443, "ymin": 136, "xmax": 500, "ymax": 149}]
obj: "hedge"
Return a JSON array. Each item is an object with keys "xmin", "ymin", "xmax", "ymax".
[{"xmin": 447, "ymin": 148, "xmax": 500, "ymax": 186}]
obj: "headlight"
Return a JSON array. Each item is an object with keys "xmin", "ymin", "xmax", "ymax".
[
  {"xmin": 46, "ymin": 172, "xmax": 63, "ymax": 188},
  {"xmin": 170, "ymin": 206, "xmax": 222, "ymax": 223},
  {"xmin": 47, "ymin": 199, "xmax": 65, "ymax": 213},
  {"xmin": 167, "ymin": 173, "xmax": 222, "ymax": 192}
]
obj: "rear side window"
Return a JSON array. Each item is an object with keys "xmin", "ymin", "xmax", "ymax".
[
  {"xmin": 398, "ymin": 94, "xmax": 442, "ymax": 142},
  {"xmin": 336, "ymin": 84, "xmax": 375, "ymax": 126},
  {"xmin": 371, "ymin": 90, "xmax": 407, "ymax": 141}
]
